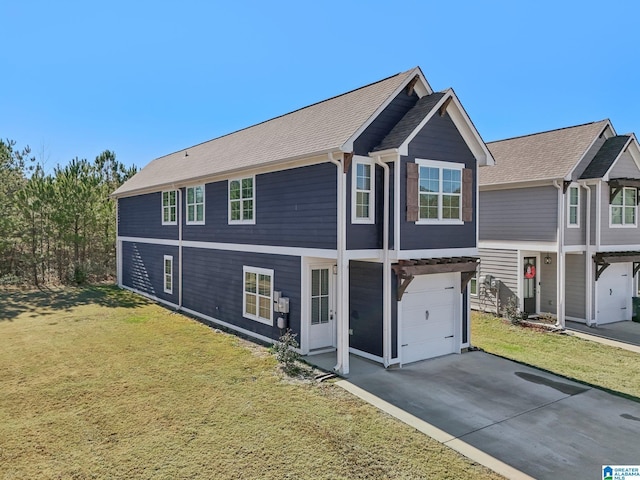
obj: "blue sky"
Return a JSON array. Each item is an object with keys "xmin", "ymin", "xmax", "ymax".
[{"xmin": 2, "ymin": 0, "xmax": 639, "ymax": 171}]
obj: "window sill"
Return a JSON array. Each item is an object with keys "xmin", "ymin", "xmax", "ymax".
[
  {"xmin": 186, "ymin": 221, "xmax": 205, "ymax": 226},
  {"xmin": 415, "ymin": 219, "xmax": 464, "ymax": 226},
  {"xmin": 229, "ymin": 220, "xmax": 256, "ymax": 225},
  {"xmin": 352, "ymin": 218, "xmax": 375, "ymax": 225},
  {"xmin": 609, "ymin": 223, "xmax": 637, "ymax": 229},
  {"xmin": 162, "ymin": 221, "xmax": 178, "ymax": 226}
]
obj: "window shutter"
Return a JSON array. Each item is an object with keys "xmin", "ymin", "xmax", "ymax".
[
  {"xmin": 406, "ymin": 162, "xmax": 419, "ymax": 221},
  {"xmin": 462, "ymin": 168, "xmax": 473, "ymax": 222}
]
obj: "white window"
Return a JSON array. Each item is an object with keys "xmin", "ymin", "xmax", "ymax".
[
  {"xmin": 229, "ymin": 177, "xmax": 255, "ymax": 224},
  {"xmin": 186, "ymin": 185, "xmax": 205, "ymax": 224},
  {"xmin": 610, "ymin": 187, "xmax": 637, "ymax": 227},
  {"xmin": 352, "ymin": 159, "xmax": 375, "ymax": 223},
  {"xmin": 417, "ymin": 159, "xmax": 463, "ymax": 223},
  {"xmin": 163, "ymin": 255, "xmax": 173, "ymax": 294},
  {"xmin": 243, "ymin": 266, "xmax": 273, "ymax": 325},
  {"xmin": 567, "ymin": 186, "xmax": 580, "ymax": 227},
  {"xmin": 162, "ymin": 190, "xmax": 177, "ymax": 225},
  {"xmin": 470, "ymin": 272, "xmax": 478, "ymax": 296}
]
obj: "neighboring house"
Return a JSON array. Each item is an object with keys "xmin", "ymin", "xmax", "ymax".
[
  {"xmin": 473, "ymin": 120, "xmax": 640, "ymax": 327},
  {"xmin": 112, "ymin": 67, "xmax": 494, "ymax": 374}
]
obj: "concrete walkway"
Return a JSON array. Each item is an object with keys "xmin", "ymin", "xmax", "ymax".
[
  {"xmin": 566, "ymin": 320, "xmax": 640, "ymax": 352},
  {"xmin": 307, "ymin": 351, "xmax": 640, "ymax": 480}
]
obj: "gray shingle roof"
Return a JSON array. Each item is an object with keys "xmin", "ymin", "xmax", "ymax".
[
  {"xmin": 372, "ymin": 92, "xmax": 445, "ymax": 151},
  {"xmin": 579, "ymin": 135, "xmax": 630, "ymax": 179},
  {"xmin": 113, "ymin": 68, "xmax": 419, "ymax": 197},
  {"xmin": 480, "ymin": 120, "xmax": 608, "ymax": 186}
]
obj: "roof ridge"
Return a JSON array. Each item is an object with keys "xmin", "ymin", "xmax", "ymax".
[
  {"xmin": 152, "ymin": 68, "xmax": 418, "ymax": 162},
  {"xmin": 487, "ymin": 119, "xmax": 609, "ymax": 145}
]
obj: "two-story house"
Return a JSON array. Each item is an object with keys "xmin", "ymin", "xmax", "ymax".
[
  {"xmin": 473, "ymin": 120, "xmax": 640, "ymax": 327},
  {"xmin": 112, "ymin": 67, "xmax": 494, "ymax": 374}
]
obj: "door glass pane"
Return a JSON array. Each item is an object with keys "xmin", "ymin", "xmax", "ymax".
[
  {"xmin": 321, "ymin": 269, "xmax": 328, "ymax": 296},
  {"xmin": 312, "ymin": 269, "xmax": 319, "ymax": 296},
  {"xmin": 311, "ymin": 297, "xmax": 319, "ymax": 325},
  {"xmin": 320, "ymin": 297, "xmax": 329, "ymax": 324}
]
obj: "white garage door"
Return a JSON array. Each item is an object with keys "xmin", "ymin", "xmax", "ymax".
[
  {"xmin": 401, "ymin": 272, "xmax": 458, "ymax": 364},
  {"xmin": 597, "ymin": 263, "xmax": 631, "ymax": 324}
]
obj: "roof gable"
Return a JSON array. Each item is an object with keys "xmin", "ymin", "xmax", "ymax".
[
  {"xmin": 481, "ymin": 120, "xmax": 609, "ymax": 187},
  {"xmin": 579, "ymin": 136, "xmax": 631, "ymax": 180},
  {"xmin": 113, "ymin": 68, "xmax": 424, "ymax": 197}
]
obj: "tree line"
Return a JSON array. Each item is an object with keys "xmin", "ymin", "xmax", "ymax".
[{"xmin": 0, "ymin": 139, "xmax": 137, "ymax": 287}]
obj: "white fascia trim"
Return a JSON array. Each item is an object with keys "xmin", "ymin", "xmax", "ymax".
[
  {"xmin": 345, "ymin": 250, "xmax": 383, "ymax": 261},
  {"xmin": 394, "ymin": 247, "xmax": 478, "ymax": 260},
  {"xmin": 118, "ymin": 236, "xmax": 338, "ymax": 258},
  {"xmin": 181, "ymin": 306, "xmax": 276, "ymax": 346},
  {"xmin": 397, "ymin": 89, "xmax": 494, "ymax": 166},
  {"xmin": 565, "ymin": 121, "xmax": 613, "ymax": 180},
  {"xmin": 351, "ymin": 156, "xmax": 376, "ymax": 224},
  {"xmin": 349, "ymin": 347, "xmax": 384, "ymax": 364},
  {"xmin": 625, "ymin": 133, "xmax": 640, "ymax": 171},
  {"xmin": 479, "ymin": 240, "xmax": 558, "ymax": 252},
  {"xmin": 564, "ymin": 245, "xmax": 587, "ymax": 253},
  {"xmin": 342, "ymin": 67, "xmax": 432, "ymax": 152},
  {"xmin": 121, "ymin": 284, "xmax": 180, "ymax": 310}
]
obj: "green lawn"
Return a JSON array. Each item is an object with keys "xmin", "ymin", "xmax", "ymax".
[
  {"xmin": 472, "ymin": 312, "xmax": 640, "ymax": 399},
  {"xmin": 0, "ymin": 286, "xmax": 503, "ymax": 480}
]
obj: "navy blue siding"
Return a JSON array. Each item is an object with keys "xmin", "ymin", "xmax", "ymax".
[
  {"xmin": 401, "ymin": 113, "xmax": 477, "ymax": 250},
  {"xmin": 121, "ymin": 241, "xmax": 179, "ymax": 305},
  {"xmin": 182, "ymin": 248, "xmax": 301, "ymax": 341},
  {"xmin": 183, "ymin": 163, "xmax": 337, "ymax": 249},
  {"xmin": 118, "ymin": 193, "xmax": 178, "ymax": 240},
  {"xmin": 353, "ymin": 90, "xmax": 419, "ymax": 156},
  {"xmin": 349, "ymin": 261, "xmax": 383, "ymax": 357}
]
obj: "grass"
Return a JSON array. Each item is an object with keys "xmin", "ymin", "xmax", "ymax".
[
  {"xmin": 472, "ymin": 312, "xmax": 640, "ymax": 399},
  {"xmin": 0, "ymin": 286, "xmax": 503, "ymax": 480}
]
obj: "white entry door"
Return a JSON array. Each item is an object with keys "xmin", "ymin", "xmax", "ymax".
[
  {"xmin": 597, "ymin": 263, "xmax": 631, "ymax": 324},
  {"xmin": 401, "ymin": 272, "xmax": 458, "ymax": 364},
  {"xmin": 308, "ymin": 266, "xmax": 335, "ymax": 350}
]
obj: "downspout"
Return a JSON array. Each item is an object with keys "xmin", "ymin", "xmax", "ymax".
[
  {"xmin": 374, "ymin": 155, "xmax": 391, "ymax": 367},
  {"xmin": 175, "ymin": 185, "xmax": 183, "ymax": 310},
  {"xmin": 580, "ymin": 182, "xmax": 593, "ymax": 325},
  {"xmin": 553, "ymin": 180, "xmax": 566, "ymax": 328},
  {"xmin": 115, "ymin": 198, "xmax": 121, "ymax": 286},
  {"xmin": 329, "ymin": 153, "xmax": 348, "ymax": 375},
  {"xmin": 594, "ymin": 181, "xmax": 602, "ymax": 325}
]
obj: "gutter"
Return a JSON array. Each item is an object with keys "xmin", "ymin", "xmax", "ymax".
[
  {"xmin": 552, "ymin": 180, "xmax": 566, "ymax": 328},
  {"xmin": 373, "ymin": 155, "xmax": 391, "ymax": 367},
  {"xmin": 176, "ymin": 186, "xmax": 183, "ymax": 310},
  {"xmin": 580, "ymin": 182, "xmax": 593, "ymax": 326},
  {"xmin": 328, "ymin": 152, "xmax": 349, "ymax": 375}
]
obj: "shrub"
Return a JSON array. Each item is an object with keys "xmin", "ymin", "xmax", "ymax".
[
  {"xmin": 504, "ymin": 296, "xmax": 528, "ymax": 325},
  {"xmin": 272, "ymin": 329, "xmax": 301, "ymax": 375}
]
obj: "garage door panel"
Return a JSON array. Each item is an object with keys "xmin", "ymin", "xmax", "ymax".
[
  {"xmin": 401, "ymin": 273, "xmax": 458, "ymax": 365},
  {"xmin": 597, "ymin": 263, "xmax": 631, "ymax": 324}
]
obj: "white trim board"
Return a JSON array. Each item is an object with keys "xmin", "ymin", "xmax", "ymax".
[
  {"xmin": 479, "ymin": 241, "xmax": 558, "ymax": 252},
  {"xmin": 118, "ymin": 236, "xmax": 338, "ymax": 258}
]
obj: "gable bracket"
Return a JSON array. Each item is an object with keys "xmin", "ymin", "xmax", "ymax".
[
  {"xmin": 392, "ymin": 257, "xmax": 479, "ymax": 300},
  {"xmin": 343, "ymin": 152, "xmax": 354, "ymax": 173},
  {"xmin": 634, "ymin": 262, "xmax": 640, "ymax": 277},
  {"xmin": 460, "ymin": 270, "xmax": 476, "ymax": 291},
  {"xmin": 609, "ymin": 185, "xmax": 622, "ymax": 204},
  {"xmin": 396, "ymin": 274, "xmax": 415, "ymax": 301},
  {"xmin": 594, "ymin": 261, "xmax": 609, "ymax": 281},
  {"xmin": 563, "ymin": 180, "xmax": 572, "ymax": 194},
  {"xmin": 405, "ymin": 75, "xmax": 419, "ymax": 96},
  {"xmin": 438, "ymin": 96, "xmax": 453, "ymax": 117}
]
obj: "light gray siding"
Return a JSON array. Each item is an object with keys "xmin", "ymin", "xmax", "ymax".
[
  {"xmin": 566, "ymin": 253, "xmax": 586, "ymax": 320},
  {"xmin": 479, "ymin": 186, "xmax": 558, "ymax": 242},
  {"xmin": 472, "ymin": 248, "xmax": 518, "ymax": 314},
  {"xmin": 599, "ymin": 180, "xmax": 640, "ymax": 245},
  {"xmin": 609, "ymin": 150, "xmax": 640, "ymax": 178},
  {"xmin": 539, "ymin": 252, "xmax": 556, "ymax": 314}
]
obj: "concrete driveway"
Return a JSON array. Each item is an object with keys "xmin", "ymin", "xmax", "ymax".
[
  {"xmin": 567, "ymin": 319, "xmax": 640, "ymax": 346},
  {"xmin": 311, "ymin": 351, "xmax": 640, "ymax": 480}
]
